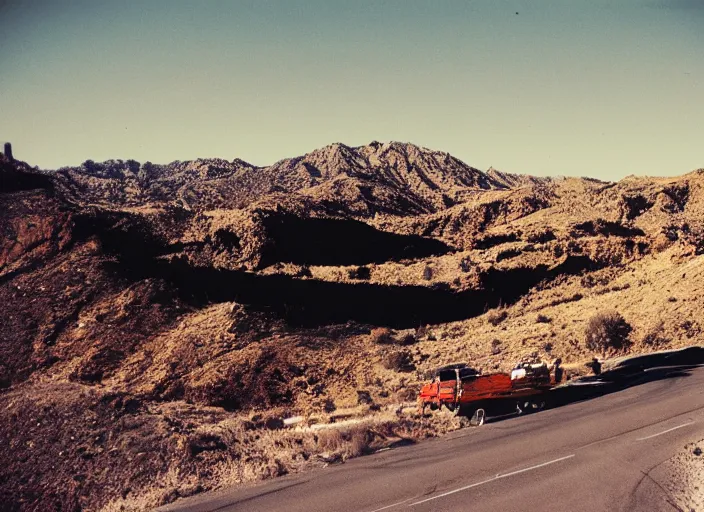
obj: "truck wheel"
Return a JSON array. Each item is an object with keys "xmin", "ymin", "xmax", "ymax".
[
  {"xmin": 470, "ymin": 408, "xmax": 486, "ymax": 426},
  {"xmin": 516, "ymin": 401, "xmax": 530, "ymax": 415}
]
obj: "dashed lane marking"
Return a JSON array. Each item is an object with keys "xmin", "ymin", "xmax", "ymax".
[{"xmin": 636, "ymin": 421, "xmax": 695, "ymax": 441}]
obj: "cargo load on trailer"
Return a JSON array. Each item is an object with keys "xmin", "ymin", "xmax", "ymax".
[{"xmin": 418, "ymin": 360, "xmax": 555, "ymax": 426}]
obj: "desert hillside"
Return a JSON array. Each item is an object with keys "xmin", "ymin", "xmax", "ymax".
[{"xmin": 1, "ymin": 142, "xmax": 703, "ymax": 511}]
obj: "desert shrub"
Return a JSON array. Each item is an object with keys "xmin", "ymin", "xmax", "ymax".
[
  {"xmin": 548, "ymin": 293, "xmax": 583, "ymax": 307},
  {"xmin": 641, "ymin": 321, "xmax": 668, "ymax": 346},
  {"xmin": 459, "ymin": 257, "xmax": 472, "ymax": 273},
  {"xmin": 662, "ymin": 184, "xmax": 690, "ymax": 213},
  {"xmin": 126, "ymin": 159, "xmax": 140, "ymax": 173},
  {"xmin": 491, "ymin": 339, "xmax": 502, "ymax": 355},
  {"xmin": 422, "ymin": 265, "xmax": 433, "ymax": 280},
  {"xmin": 536, "ymin": 314, "xmax": 552, "ymax": 323},
  {"xmin": 584, "ymin": 311, "xmax": 632, "ymax": 353},
  {"xmin": 396, "ymin": 387, "xmax": 417, "ymax": 402},
  {"xmin": 414, "ymin": 325, "xmax": 436, "ymax": 341},
  {"xmin": 323, "ymin": 399, "xmax": 336, "ymax": 413},
  {"xmin": 187, "ymin": 432, "xmax": 227, "ymax": 456},
  {"xmin": 315, "ymin": 426, "xmax": 371, "ymax": 458},
  {"xmin": 316, "ymin": 429, "xmax": 344, "ymax": 452},
  {"xmin": 661, "ymin": 225, "xmax": 681, "ymax": 242},
  {"xmin": 382, "ymin": 350, "xmax": 414, "ymax": 372},
  {"xmin": 356, "ymin": 390, "xmax": 373, "ymax": 405},
  {"xmin": 370, "ymin": 328, "xmax": 416, "ymax": 346},
  {"xmin": 487, "ymin": 308, "xmax": 508, "ymax": 326},
  {"xmin": 369, "ymin": 327, "xmax": 393, "ymax": 344},
  {"xmin": 680, "ymin": 320, "xmax": 698, "ymax": 338},
  {"xmin": 543, "ymin": 342, "xmax": 553, "ymax": 352},
  {"xmin": 347, "ymin": 428, "xmax": 370, "ymax": 457},
  {"xmin": 398, "ymin": 332, "xmax": 417, "ymax": 346}
]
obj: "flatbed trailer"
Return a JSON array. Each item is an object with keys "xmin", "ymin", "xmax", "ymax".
[{"xmin": 418, "ymin": 363, "xmax": 553, "ymax": 425}]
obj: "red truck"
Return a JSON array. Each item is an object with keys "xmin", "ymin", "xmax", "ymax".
[{"xmin": 418, "ymin": 362, "xmax": 553, "ymax": 425}]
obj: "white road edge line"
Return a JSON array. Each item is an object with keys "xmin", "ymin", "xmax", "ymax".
[
  {"xmin": 644, "ymin": 364, "xmax": 704, "ymax": 372},
  {"xmin": 408, "ymin": 454, "xmax": 575, "ymax": 507},
  {"xmin": 366, "ymin": 497, "xmax": 414, "ymax": 512},
  {"xmin": 636, "ymin": 421, "xmax": 695, "ymax": 441}
]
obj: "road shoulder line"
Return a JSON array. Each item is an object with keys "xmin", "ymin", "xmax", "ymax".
[{"xmin": 409, "ymin": 454, "xmax": 575, "ymax": 507}]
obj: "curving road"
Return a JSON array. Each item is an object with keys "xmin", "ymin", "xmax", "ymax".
[{"xmin": 160, "ymin": 366, "xmax": 704, "ymax": 512}]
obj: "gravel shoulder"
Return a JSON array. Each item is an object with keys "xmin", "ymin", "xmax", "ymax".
[{"xmin": 663, "ymin": 439, "xmax": 704, "ymax": 512}]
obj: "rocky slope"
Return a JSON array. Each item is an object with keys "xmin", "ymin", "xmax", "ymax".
[
  {"xmin": 53, "ymin": 141, "xmax": 505, "ymax": 214},
  {"xmin": 1, "ymin": 143, "xmax": 703, "ymax": 511}
]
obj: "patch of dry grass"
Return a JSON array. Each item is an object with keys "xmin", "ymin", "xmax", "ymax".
[
  {"xmin": 369, "ymin": 327, "xmax": 393, "ymax": 344},
  {"xmin": 315, "ymin": 425, "xmax": 370, "ymax": 458},
  {"xmin": 382, "ymin": 350, "xmax": 415, "ymax": 372},
  {"xmin": 486, "ymin": 307, "xmax": 508, "ymax": 326}
]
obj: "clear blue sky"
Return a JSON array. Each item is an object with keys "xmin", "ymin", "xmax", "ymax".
[{"xmin": 1, "ymin": 0, "xmax": 702, "ymax": 178}]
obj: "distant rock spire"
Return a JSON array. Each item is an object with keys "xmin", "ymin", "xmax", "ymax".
[{"xmin": 3, "ymin": 142, "xmax": 13, "ymax": 161}]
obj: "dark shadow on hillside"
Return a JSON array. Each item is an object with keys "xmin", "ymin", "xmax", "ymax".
[
  {"xmin": 0, "ymin": 162, "xmax": 54, "ymax": 194},
  {"xmin": 106, "ymin": 254, "xmax": 601, "ymax": 328},
  {"xmin": 75, "ymin": 211, "xmax": 607, "ymax": 328},
  {"xmin": 259, "ymin": 214, "xmax": 451, "ymax": 267}
]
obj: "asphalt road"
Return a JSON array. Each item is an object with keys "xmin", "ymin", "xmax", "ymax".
[{"xmin": 160, "ymin": 366, "xmax": 704, "ymax": 512}]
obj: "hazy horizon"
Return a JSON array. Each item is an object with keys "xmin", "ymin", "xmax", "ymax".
[{"xmin": 1, "ymin": 0, "xmax": 702, "ymax": 178}]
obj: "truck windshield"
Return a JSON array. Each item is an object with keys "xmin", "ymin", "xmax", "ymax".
[
  {"xmin": 437, "ymin": 370, "xmax": 457, "ymax": 381},
  {"xmin": 458, "ymin": 368, "xmax": 478, "ymax": 380}
]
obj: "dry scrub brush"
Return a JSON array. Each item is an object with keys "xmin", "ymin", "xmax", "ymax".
[
  {"xmin": 641, "ymin": 321, "xmax": 669, "ymax": 346},
  {"xmin": 369, "ymin": 327, "xmax": 393, "ymax": 344},
  {"xmin": 369, "ymin": 328, "xmax": 416, "ymax": 346},
  {"xmin": 382, "ymin": 350, "xmax": 415, "ymax": 372},
  {"xmin": 487, "ymin": 307, "xmax": 508, "ymax": 326},
  {"xmin": 315, "ymin": 426, "xmax": 370, "ymax": 458},
  {"xmin": 584, "ymin": 311, "xmax": 633, "ymax": 354}
]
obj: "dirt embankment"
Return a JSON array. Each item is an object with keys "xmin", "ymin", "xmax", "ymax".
[
  {"xmin": 1, "ymin": 146, "xmax": 704, "ymax": 511},
  {"xmin": 663, "ymin": 439, "xmax": 704, "ymax": 511}
]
